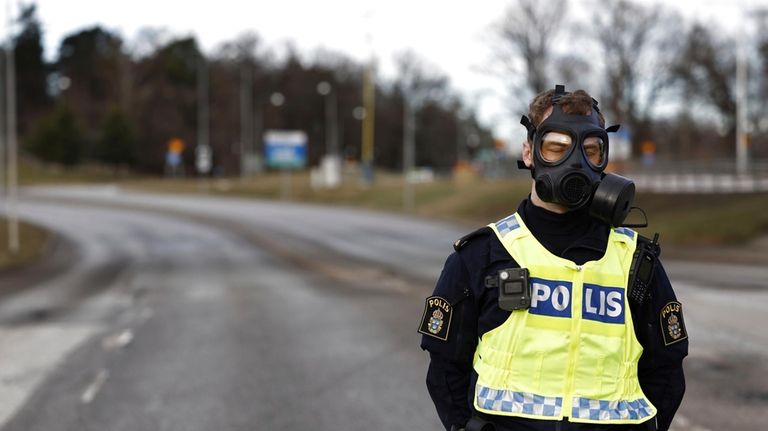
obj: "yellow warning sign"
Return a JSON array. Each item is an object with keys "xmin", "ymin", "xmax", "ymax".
[
  {"xmin": 168, "ymin": 138, "xmax": 185, "ymax": 155},
  {"xmin": 641, "ymin": 140, "xmax": 656, "ymax": 155}
]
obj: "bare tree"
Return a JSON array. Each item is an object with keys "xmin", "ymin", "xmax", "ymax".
[
  {"xmin": 394, "ymin": 50, "xmax": 449, "ymax": 211},
  {"xmin": 672, "ymin": 23, "xmax": 737, "ymax": 137},
  {"xmin": 591, "ymin": 0, "xmax": 683, "ymax": 154},
  {"xmin": 491, "ymin": 0, "xmax": 568, "ymax": 106},
  {"xmin": 394, "ymin": 50, "xmax": 449, "ymax": 170},
  {"xmin": 752, "ymin": 9, "xmax": 768, "ymax": 155},
  {"xmin": 395, "ymin": 52, "xmax": 448, "ymax": 107}
]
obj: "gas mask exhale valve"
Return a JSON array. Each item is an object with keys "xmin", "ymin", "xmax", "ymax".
[{"xmin": 519, "ymin": 84, "xmax": 639, "ymax": 228}]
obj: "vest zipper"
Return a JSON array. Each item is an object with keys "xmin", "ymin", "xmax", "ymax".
[{"xmin": 561, "ymin": 265, "xmax": 586, "ymax": 418}]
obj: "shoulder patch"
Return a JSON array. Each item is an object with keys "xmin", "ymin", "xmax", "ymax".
[
  {"xmin": 454, "ymin": 226, "xmax": 492, "ymax": 251},
  {"xmin": 418, "ymin": 296, "xmax": 453, "ymax": 341},
  {"xmin": 660, "ymin": 301, "xmax": 688, "ymax": 346}
]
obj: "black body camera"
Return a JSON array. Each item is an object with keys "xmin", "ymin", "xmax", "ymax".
[{"xmin": 486, "ymin": 268, "xmax": 531, "ymax": 311}]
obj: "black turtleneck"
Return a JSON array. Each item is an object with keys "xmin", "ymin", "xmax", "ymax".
[{"xmin": 518, "ymin": 197, "xmax": 610, "ymax": 265}]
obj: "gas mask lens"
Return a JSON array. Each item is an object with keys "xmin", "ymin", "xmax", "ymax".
[
  {"xmin": 584, "ymin": 136, "xmax": 606, "ymax": 168},
  {"xmin": 540, "ymin": 132, "xmax": 606, "ymax": 167},
  {"xmin": 540, "ymin": 131, "xmax": 572, "ymax": 163}
]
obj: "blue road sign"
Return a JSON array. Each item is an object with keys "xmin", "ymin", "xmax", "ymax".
[
  {"xmin": 265, "ymin": 130, "xmax": 307, "ymax": 169},
  {"xmin": 166, "ymin": 151, "xmax": 182, "ymax": 168}
]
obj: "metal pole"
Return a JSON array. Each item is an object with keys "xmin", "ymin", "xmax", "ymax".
[
  {"xmin": 197, "ymin": 57, "xmax": 209, "ymax": 150},
  {"xmin": 0, "ymin": 47, "xmax": 6, "ymax": 200},
  {"xmin": 253, "ymin": 97, "xmax": 263, "ymax": 171},
  {"xmin": 456, "ymin": 110, "xmax": 468, "ymax": 164},
  {"xmin": 280, "ymin": 169, "xmax": 291, "ymax": 200},
  {"xmin": 5, "ymin": 2, "xmax": 18, "ymax": 253},
  {"xmin": 323, "ymin": 90, "xmax": 331, "ymax": 156},
  {"xmin": 329, "ymin": 90, "xmax": 338, "ymax": 157},
  {"xmin": 240, "ymin": 62, "xmax": 254, "ymax": 177},
  {"xmin": 197, "ymin": 56, "xmax": 210, "ymax": 153},
  {"xmin": 361, "ymin": 63, "xmax": 375, "ymax": 184},
  {"xmin": 402, "ymin": 97, "xmax": 415, "ymax": 212},
  {"xmin": 196, "ymin": 55, "xmax": 210, "ymax": 188},
  {"xmin": 736, "ymin": 29, "xmax": 749, "ymax": 176}
]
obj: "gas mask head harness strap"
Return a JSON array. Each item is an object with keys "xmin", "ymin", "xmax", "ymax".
[{"xmin": 518, "ymin": 84, "xmax": 645, "ymax": 228}]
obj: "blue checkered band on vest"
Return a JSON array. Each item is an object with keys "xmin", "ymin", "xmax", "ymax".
[
  {"xmin": 571, "ymin": 397, "xmax": 654, "ymax": 421},
  {"xmin": 476, "ymin": 385, "xmax": 563, "ymax": 417},
  {"xmin": 495, "ymin": 214, "xmax": 520, "ymax": 238},
  {"xmin": 613, "ymin": 227, "xmax": 635, "ymax": 239}
]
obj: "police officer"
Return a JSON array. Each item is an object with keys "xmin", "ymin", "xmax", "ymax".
[{"xmin": 418, "ymin": 86, "xmax": 687, "ymax": 431}]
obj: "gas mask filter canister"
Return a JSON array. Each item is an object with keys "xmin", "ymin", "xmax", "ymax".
[{"xmin": 590, "ymin": 172, "xmax": 636, "ymax": 227}]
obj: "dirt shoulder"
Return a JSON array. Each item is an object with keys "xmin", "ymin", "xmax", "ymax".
[
  {"xmin": 0, "ymin": 218, "xmax": 53, "ymax": 273},
  {"xmin": 663, "ymin": 235, "xmax": 768, "ymax": 266}
]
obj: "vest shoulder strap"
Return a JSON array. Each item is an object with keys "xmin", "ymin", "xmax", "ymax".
[{"xmin": 453, "ymin": 226, "xmax": 493, "ymax": 251}]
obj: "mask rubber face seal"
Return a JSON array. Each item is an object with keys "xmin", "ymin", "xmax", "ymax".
[
  {"xmin": 533, "ymin": 105, "xmax": 607, "ymax": 172},
  {"xmin": 527, "ymin": 84, "xmax": 631, "ymax": 217}
]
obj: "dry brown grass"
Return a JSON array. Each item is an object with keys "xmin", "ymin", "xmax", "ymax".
[{"xmin": 0, "ymin": 218, "xmax": 51, "ymax": 271}]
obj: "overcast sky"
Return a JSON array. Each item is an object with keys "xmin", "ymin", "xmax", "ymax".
[{"xmin": 26, "ymin": 0, "xmax": 762, "ymax": 146}]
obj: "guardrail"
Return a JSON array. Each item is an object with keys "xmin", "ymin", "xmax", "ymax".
[
  {"xmin": 622, "ymin": 159, "xmax": 768, "ymax": 193},
  {"xmin": 631, "ymin": 173, "xmax": 768, "ymax": 193}
]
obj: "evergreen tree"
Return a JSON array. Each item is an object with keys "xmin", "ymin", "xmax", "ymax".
[
  {"xmin": 97, "ymin": 108, "xmax": 135, "ymax": 167},
  {"xmin": 26, "ymin": 106, "xmax": 82, "ymax": 166},
  {"xmin": 14, "ymin": 4, "xmax": 51, "ymax": 135}
]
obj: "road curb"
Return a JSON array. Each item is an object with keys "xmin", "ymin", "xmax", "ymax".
[{"xmin": 0, "ymin": 230, "xmax": 79, "ymax": 299}]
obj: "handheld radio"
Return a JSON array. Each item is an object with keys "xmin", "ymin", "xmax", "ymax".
[{"xmin": 628, "ymin": 233, "xmax": 660, "ymax": 308}]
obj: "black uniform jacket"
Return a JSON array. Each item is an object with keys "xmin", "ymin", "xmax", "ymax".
[{"xmin": 420, "ymin": 199, "xmax": 688, "ymax": 431}]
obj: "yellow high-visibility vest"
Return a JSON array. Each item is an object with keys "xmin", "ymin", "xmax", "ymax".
[{"xmin": 473, "ymin": 213, "xmax": 656, "ymax": 425}]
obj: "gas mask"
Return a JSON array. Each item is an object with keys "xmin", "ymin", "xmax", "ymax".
[{"xmin": 519, "ymin": 85, "xmax": 637, "ymax": 228}]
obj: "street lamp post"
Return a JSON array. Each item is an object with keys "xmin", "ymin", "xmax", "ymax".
[
  {"xmin": 269, "ymin": 91, "xmax": 284, "ymax": 108},
  {"xmin": 402, "ymin": 96, "xmax": 415, "ymax": 213},
  {"xmin": 316, "ymin": 81, "xmax": 339, "ymax": 158},
  {"xmin": 361, "ymin": 64, "xmax": 375, "ymax": 185},
  {"xmin": 736, "ymin": 27, "xmax": 749, "ymax": 177},
  {"xmin": 267, "ymin": 92, "xmax": 293, "ymax": 199},
  {"xmin": 240, "ymin": 62, "xmax": 254, "ymax": 178},
  {"xmin": 316, "ymin": 81, "xmax": 341, "ymax": 188},
  {"xmin": 196, "ymin": 55, "xmax": 212, "ymax": 182},
  {"xmin": 5, "ymin": 3, "xmax": 18, "ymax": 254}
]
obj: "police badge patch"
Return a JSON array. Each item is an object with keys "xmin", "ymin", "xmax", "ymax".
[
  {"xmin": 660, "ymin": 301, "xmax": 688, "ymax": 346},
  {"xmin": 418, "ymin": 296, "xmax": 453, "ymax": 341}
]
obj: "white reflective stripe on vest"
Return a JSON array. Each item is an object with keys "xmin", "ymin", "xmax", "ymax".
[
  {"xmin": 570, "ymin": 397, "xmax": 654, "ymax": 421},
  {"xmin": 476, "ymin": 385, "xmax": 563, "ymax": 417}
]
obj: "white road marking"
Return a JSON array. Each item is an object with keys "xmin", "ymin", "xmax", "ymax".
[
  {"xmin": 80, "ymin": 369, "xmax": 109, "ymax": 404},
  {"xmin": 0, "ymin": 324, "xmax": 100, "ymax": 426},
  {"xmin": 671, "ymin": 414, "xmax": 713, "ymax": 431},
  {"xmin": 675, "ymin": 414, "xmax": 690, "ymax": 426},
  {"xmin": 101, "ymin": 329, "xmax": 134, "ymax": 351}
]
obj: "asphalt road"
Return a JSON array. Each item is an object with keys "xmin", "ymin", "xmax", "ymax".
[{"xmin": 0, "ymin": 185, "xmax": 766, "ymax": 431}]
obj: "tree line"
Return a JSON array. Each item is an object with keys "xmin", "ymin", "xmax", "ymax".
[
  {"xmin": 9, "ymin": 0, "xmax": 768, "ymax": 176},
  {"xmin": 493, "ymin": 0, "xmax": 768, "ymax": 163},
  {"xmin": 9, "ymin": 4, "xmax": 493, "ymax": 175}
]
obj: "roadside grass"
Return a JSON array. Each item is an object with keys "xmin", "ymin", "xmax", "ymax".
[
  {"xmin": 0, "ymin": 217, "xmax": 51, "ymax": 271},
  {"xmin": 16, "ymin": 154, "xmax": 768, "ymax": 247},
  {"xmin": 19, "ymin": 157, "xmax": 137, "ymax": 185},
  {"xmin": 634, "ymin": 193, "xmax": 768, "ymax": 245},
  {"xmin": 122, "ymin": 173, "xmax": 768, "ymax": 246}
]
